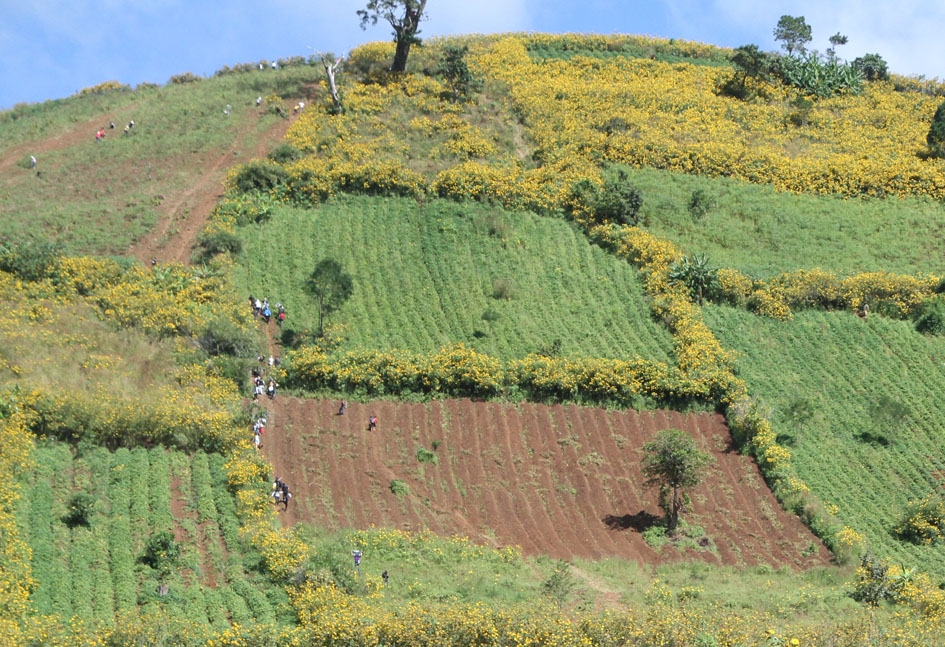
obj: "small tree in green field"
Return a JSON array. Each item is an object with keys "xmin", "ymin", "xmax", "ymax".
[
  {"xmin": 305, "ymin": 259, "xmax": 354, "ymax": 336},
  {"xmin": 642, "ymin": 429, "xmax": 713, "ymax": 532},
  {"xmin": 774, "ymin": 15, "xmax": 812, "ymax": 56}
]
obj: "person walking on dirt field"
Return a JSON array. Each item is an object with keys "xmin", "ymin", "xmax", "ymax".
[
  {"xmin": 368, "ymin": 415, "xmax": 378, "ymax": 432},
  {"xmin": 338, "ymin": 399, "xmax": 347, "ymax": 416}
]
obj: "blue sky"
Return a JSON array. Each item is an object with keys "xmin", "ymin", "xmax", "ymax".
[{"xmin": 2, "ymin": 0, "xmax": 943, "ymax": 111}]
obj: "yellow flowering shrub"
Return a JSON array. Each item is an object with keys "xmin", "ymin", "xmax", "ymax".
[{"xmin": 0, "ymin": 412, "xmax": 35, "ymax": 629}]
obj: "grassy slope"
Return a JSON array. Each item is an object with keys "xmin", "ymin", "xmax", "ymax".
[
  {"xmin": 233, "ymin": 195, "xmax": 675, "ymax": 362},
  {"xmin": 0, "ymin": 65, "xmax": 322, "ymax": 256}
]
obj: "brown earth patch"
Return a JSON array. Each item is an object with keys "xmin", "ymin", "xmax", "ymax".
[{"xmin": 262, "ymin": 397, "xmax": 831, "ymax": 570}]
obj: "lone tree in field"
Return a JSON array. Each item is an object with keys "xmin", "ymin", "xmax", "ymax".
[
  {"xmin": 773, "ymin": 15, "xmax": 812, "ymax": 56},
  {"xmin": 358, "ymin": 0, "xmax": 428, "ymax": 73},
  {"xmin": 641, "ymin": 428, "xmax": 713, "ymax": 533},
  {"xmin": 305, "ymin": 259, "xmax": 353, "ymax": 335}
]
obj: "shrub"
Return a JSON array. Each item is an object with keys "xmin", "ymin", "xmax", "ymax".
[
  {"xmin": 852, "ymin": 53, "xmax": 890, "ymax": 81},
  {"xmin": 0, "ymin": 240, "xmax": 63, "ymax": 281},
  {"xmin": 416, "ymin": 447, "xmax": 438, "ymax": 464},
  {"xmin": 142, "ymin": 530, "xmax": 181, "ymax": 575},
  {"xmin": 927, "ymin": 99, "xmax": 945, "ymax": 159},
  {"xmin": 389, "ymin": 480, "xmax": 409, "ymax": 496},
  {"xmin": 492, "ymin": 278, "xmax": 515, "ymax": 300},
  {"xmin": 230, "ymin": 160, "xmax": 289, "ymax": 193},
  {"xmin": 589, "ymin": 166, "xmax": 644, "ymax": 226},
  {"xmin": 195, "ymin": 229, "xmax": 242, "ymax": 262},
  {"xmin": 197, "ymin": 315, "xmax": 258, "ymax": 357},
  {"xmin": 168, "ymin": 72, "xmax": 201, "ymax": 84},
  {"xmin": 687, "ymin": 189, "xmax": 713, "ymax": 220},
  {"xmin": 914, "ymin": 298, "xmax": 945, "ymax": 335},
  {"xmin": 63, "ymin": 492, "xmax": 95, "ymax": 528},
  {"xmin": 268, "ymin": 143, "xmax": 304, "ymax": 164},
  {"xmin": 895, "ymin": 495, "xmax": 945, "ymax": 545}
]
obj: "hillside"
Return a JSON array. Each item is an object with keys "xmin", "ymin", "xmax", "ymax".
[{"xmin": 4, "ymin": 32, "xmax": 945, "ymax": 647}]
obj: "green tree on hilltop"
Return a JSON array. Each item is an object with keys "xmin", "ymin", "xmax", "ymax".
[
  {"xmin": 358, "ymin": 0, "xmax": 428, "ymax": 73},
  {"xmin": 774, "ymin": 15, "xmax": 812, "ymax": 56}
]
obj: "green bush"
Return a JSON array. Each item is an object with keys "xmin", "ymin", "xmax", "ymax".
[
  {"xmin": 195, "ymin": 229, "xmax": 242, "ymax": 261},
  {"xmin": 0, "ymin": 240, "xmax": 63, "ymax": 281},
  {"xmin": 416, "ymin": 447, "xmax": 438, "ymax": 464},
  {"xmin": 390, "ymin": 480, "xmax": 410, "ymax": 496},
  {"xmin": 142, "ymin": 530, "xmax": 181, "ymax": 575},
  {"xmin": 197, "ymin": 315, "xmax": 258, "ymax": 357},
  {"xmin": 231, "ymin": 160, "xmax": 289, "ymax": 193},
  {"xmin": 914, "ymin": 298, "xmax": 945, "ymax": 335},
  {"xmin": 852, "ymin": 53, "xmax": 889, "ymax": 81},
  {"xmin": 894, "ymin": 495, "xmax": 945, "ymax": 545},
  {"xmin": 268, "ymin": 143, "xmax": 303, "ymax": 164},
  {"xmin": 927, "ymin": 99, "xmax": 945, "ymax": 159},
  {"xmin": 63, "ymin": 492, "xmax": 95, "ymax": 528}
]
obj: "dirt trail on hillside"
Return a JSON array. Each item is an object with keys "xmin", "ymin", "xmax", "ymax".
[
  {"xmin": 257, "ymin": 380, "xmax": 831, "ymax": 569},
  {"xmin": 129, "ymin": 113, "xmax": 294, "ymax": 265}
]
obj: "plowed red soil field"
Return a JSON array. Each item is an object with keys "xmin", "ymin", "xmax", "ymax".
[{"xmin": 263, "ymin": 397, "xmax": 831, "ymax": 569}]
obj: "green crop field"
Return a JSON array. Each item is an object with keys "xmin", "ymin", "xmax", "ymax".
[
  {"xmin": 704, "ymin": 304, "xmax": 945, "ymax": 577},
  {"xmin": 620, "ymin": 167, "xmax": 945, "ymax": 278},
  {"xmin": 20, "ymin": 443, "xmax": 288, "ymax": 627},
  {"xmin": 233, "ymin": 195, "xmax": 675, "ymax": 362}
]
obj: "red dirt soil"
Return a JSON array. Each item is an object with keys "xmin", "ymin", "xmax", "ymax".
[{"xmin": 262, "ymin": 397, "xmax": 831, "ymax": 569}]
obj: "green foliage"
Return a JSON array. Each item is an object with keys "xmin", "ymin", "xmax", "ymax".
[
  {"xmin": 0, "ymin": 240, "xmax": 63, "ymax": 281},
  {"xmin": 852, "ymin": 53, "xmax": 889, "ymax": 81},
  {"xmin": 438, "ymin": 44, "xmax": 478, "ymax": 101},
  {"xmin": 541, "ymin": 560, "xmax": 577, "ymax": 609},
  {"xmin": 195, "ymin": 229, "xmax": 242, "ymax": 261},
  {"xmin": 914, "ymin": 298, "xmax": 945, "ymax": 335},
  {"xmin": 641, "ymin": 429, "xmax": 713, "ymax": 531},
  {"xmin": 668, "ymin": 253, "xmax": 719, "ymax": 305},
  {"xmin": 849, "ymin": 553, "xmax": 897, "ymax": 606},
  {"xmin": 142, "ymin": 530, "xmax": 181, "ymax": 575},
  {"xmin": 773, "ymin": 15, "xmax": 812, "ymax": 56},
  {"xmin": 389, "ymin": 479, "xmax": 410, "ymax": 496},
  {"xmin": 776, "ymin": 53, "xmax": 863, "ymax": 98},
  {"xmin": 723, "ymin": 44, "xmax": 777, "ymax": 99},
  {"xmin": 416, "ymin": 447, "xmax": 438, "ymax": 464},
  {"xmin": 168, "ymin": 72, "xmax": 201, "ymax": 84},
  {"xmin": 268, "ymin": 142, "xmax": 304, "ymax": 164},
  {"xmin": 197, "ymin": 315, "xmax": 259, "ymax": 357},
  {"xmin": 231, "ymin": 160, "xmax": 289, "ymax": 194},
  {"xmin": 895, "ymin": 495, "xmax": 945, "ymax": 545},
  {"xmin": 305, "ymin": 258, "xmax": 354, "ymax": 334},
  {"xmin": 687, "ymin": 189, "xmax": 713, "ymax": 221},
  {"xmin": 576, "ymin": 166, "xmax": 644, "ymax": 226},
  {"xmin": 926, "ymin": 99, "xmax": 945, "ymax": 159},
  {"xmin": 63, "ymin": 492, "xmax": 95, "ymax": 528}
]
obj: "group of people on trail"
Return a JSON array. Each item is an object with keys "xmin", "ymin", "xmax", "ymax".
[
  {"xmin": 271, "ymin": 476, "xmax": 292, "ymax": 510},
  {"xmin": 251, "ymin": 367, "xmax": 277, "ymax": 401},
  {"xmin": 249, "ymin": 295, "xmax": 287, "ymax": 327},
  {"xmin": 253, "ymin": 416, "xmax": 266, "ymax": 450}
]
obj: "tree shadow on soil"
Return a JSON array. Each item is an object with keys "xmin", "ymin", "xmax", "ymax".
[{"xmin": 603, "ymin": 510, "xmax": 661, "ymax": 533}]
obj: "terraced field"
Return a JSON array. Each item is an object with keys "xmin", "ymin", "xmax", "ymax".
[
  {"xmin": 262, "ymin": 396, "xmax": 831, "ymax": 569},
  {"xmin": 21, "ymin": 444, "xmax": 288, "ymax": 626},
  {"xmin": 233, "ymin": 195, "xmax": 675, "ymax": 362},
  {"xmin": 704, "ymin": 304, "xmax": 945, "ymax": 578}
]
